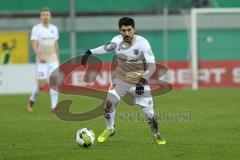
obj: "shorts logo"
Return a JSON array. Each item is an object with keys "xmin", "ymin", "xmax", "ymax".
[{"xmin": 133, "ymin": 49, "xmax": 139, "ymax": 55}]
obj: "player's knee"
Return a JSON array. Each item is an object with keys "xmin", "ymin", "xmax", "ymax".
[
  {"xmin": 142, "ymin": 106, "xmax": 154, "ymax": 117},
  {"xmin": 104, "ymin": 100, "xmax": 114, "ymax": 119},
  {"xmin": 146, "ymin": 114, "xmax": 156, "ymax": 121},
  {"xmin": 104, "ymin": 93, "xmax": 119, "ymax": 119},
  {"xmin": 106, "ymin": 100, "xmax": 112, "ymax": 109},
  {"xmin": 145, "ymin": 113, "xmax": 154, "ymax": 121},
  {"xmin": 142, "ymin": 107, "xmax": 157, "ymax": 122},
  {"xmin": 105, "ymin": 100, "xmax": 113, "ymax": 113},
  {"xmin": 145, "ymin": 114, "xmax": 158, "ymax": 131},
  {"xmin": 38, "ymin": 80, "xmax": 47, "ymax": 88},
  {"xmin": 49, "ymin": 76, "xmax": 57, "ymax": 86},
  {"xmin": 146, "ymin": 114, "xmax": 158, "ymax": 127}
]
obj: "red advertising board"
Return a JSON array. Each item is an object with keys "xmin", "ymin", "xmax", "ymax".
[{"xmin": 63, "ymin": 60, "xmax": 240, "ymax": 90}]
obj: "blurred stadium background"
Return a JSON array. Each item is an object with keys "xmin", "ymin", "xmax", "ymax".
[
  {"xmin": 0, "ymin": 0, "xmax": 240, "ymax": 93},
  {"xmin": 0, "ymin": 0, "xmax": 239, "ymax": 160}
]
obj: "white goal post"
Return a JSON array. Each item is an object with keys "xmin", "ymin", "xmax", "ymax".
[{"xmin": 190, "ymin": 8, "xmax": 240, "ymax": 90}]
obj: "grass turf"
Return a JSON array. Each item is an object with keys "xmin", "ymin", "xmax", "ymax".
[{"xmin": 0, "ymin": 89, "xmax": 239, "ymax": 160}]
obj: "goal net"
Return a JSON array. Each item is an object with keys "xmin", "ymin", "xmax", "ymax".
[{"xmin": 190, "ymin": 8, "xmax": 240, "ymax": 90}]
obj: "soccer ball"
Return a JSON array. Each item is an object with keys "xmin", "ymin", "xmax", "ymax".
[{"xmin": 76, "ymin": 128, "xmax": 95, "ymax": 147}]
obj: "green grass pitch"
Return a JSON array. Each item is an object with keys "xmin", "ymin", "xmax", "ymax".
[{"xmin": 0, "ymin": 89, "xmax": 239, "ymax": 160}]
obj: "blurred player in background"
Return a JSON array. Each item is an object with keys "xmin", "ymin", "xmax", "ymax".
[
  {"xmin": 27, "ymin": 7, "xmax": 59, "ymax": 113},
  {"xmin": 81, "ymin": 17, "xmax": 166, "ymax": 144},
  {"xmin": 0, "ymin": 39, "xmax": 16, "ymax": 64}
]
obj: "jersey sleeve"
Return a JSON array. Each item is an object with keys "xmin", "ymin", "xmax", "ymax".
[
  {"xmin": 141, "ymin": 39, "xmax": 156, "ymax": 80},
  {"xmin": 142, "ymin": 39, "xmax": 155, "ymax": 63},
  {"xmin": 30, "ymin": 26, "xmax": 38, "ymax": 41},
  {"xmin": 55, "ymin": 26, "xmax": 59, "ymax": 41},
  {"xmin": 90, "ymin": 36, "xmax": 117, "ymax": 54}
]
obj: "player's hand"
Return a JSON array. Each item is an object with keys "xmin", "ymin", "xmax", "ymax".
[
  {"xmin": 135, "ymin": 78, "xmax": 147, "ymax": 95},
  {"xmin": 81, "ymin": 50, "xmax": 92, "ymax": 66}
]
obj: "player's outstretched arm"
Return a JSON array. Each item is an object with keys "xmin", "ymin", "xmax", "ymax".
[{"xmin": 81, "ymin": 43, "xmax": 115, "ymax": 66}]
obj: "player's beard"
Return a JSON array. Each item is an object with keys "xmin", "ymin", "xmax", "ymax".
[{"xmin": 123, "ymin": 36, "xmax": 133, "ymax": 43}]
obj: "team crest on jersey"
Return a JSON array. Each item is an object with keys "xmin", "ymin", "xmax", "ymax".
[{"xmin": 133, "ymin": 49, "xmax": 139, "ymax": 55}]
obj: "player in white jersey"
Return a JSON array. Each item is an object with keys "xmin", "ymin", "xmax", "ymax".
[
  {"xmin": 81, "ymin": 17, "xmax": 166, "ymax": 144},
  {"xmin": 27, "ymin": 7, "xmax": 59, "ymax": 113}
]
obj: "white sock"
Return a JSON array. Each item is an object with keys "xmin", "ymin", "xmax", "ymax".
[
  {"xmin": 30, "ymin": 86, "xmax": 41, "ymax": 102},
  {"xmin": 105, "ymin": 111, "xmax": 115, "ymax": 130},
  {"xmin": 50, "ymin": 89, "xmax": 58, "ymax": 109},
  {"xmin": 142, "ymin": 106, "xmax": 158, "ymax": 135}
]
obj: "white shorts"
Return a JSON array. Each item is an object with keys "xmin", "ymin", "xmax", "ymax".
[
  {"xmin": 36, "ymin": 62, "xmax": 59, "ymax": 80},
  {"xmin": 108, "ymin": 78, "xmax": 153, "ymax": 108}
]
